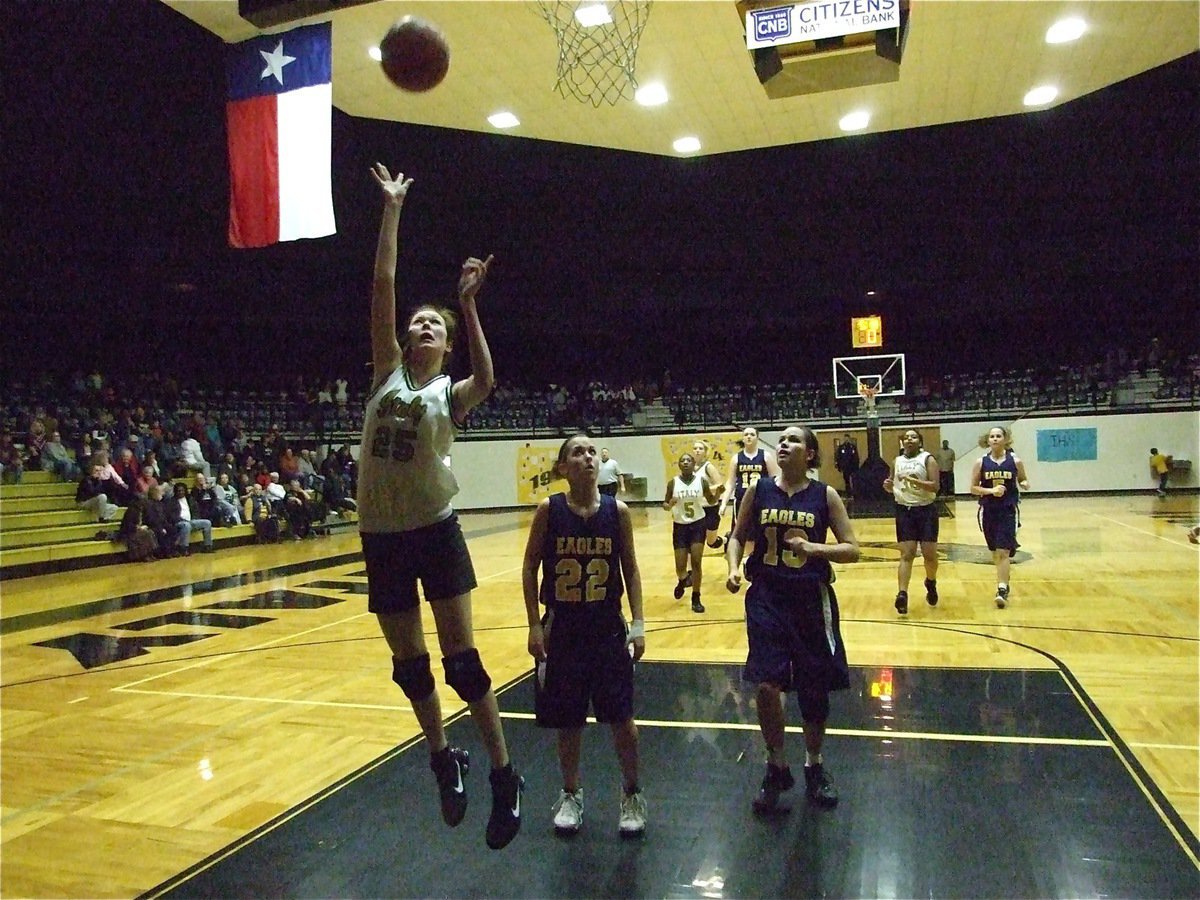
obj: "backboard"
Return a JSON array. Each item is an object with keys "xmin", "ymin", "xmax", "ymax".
[{"xmin": 832, "ymin": 353, "xmax": 906, "ymax": 400}]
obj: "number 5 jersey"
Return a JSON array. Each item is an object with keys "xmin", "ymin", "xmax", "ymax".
[{"xmin": 358, "ymin": 366, "xmax": 461, "ymax": 532}]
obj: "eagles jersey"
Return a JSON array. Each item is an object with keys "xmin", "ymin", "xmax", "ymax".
[
  {"xmin": 745, "ymin": 476, "xmax": 833, "ymax": 588},
  {"xmin": 733, "ymin": 448, "xmax": 768, "ymax": 504},
  {"xmin": 357, "ymin": 365, "xmax": 460, "ymax": 532},
  {"xmin": 540, "ymin": 493, "xmax": 624, "ymax": 612},
  {"xmin": 979, "ymin": 451, "xmax": 1019, "ymax": 509}
]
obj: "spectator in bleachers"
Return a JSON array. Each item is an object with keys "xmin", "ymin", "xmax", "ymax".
[
  {"xmin": 213, "ymin": 472, "xmax": 244, "ymax": 524},
  {"xmin": 244, "ymin": 482, "xmax": 272, "ymax": 523},
  {"xmin": 158, "ymin": 432, "xmax": 182, "ymax": 478},
  {"xmin": 111, "ymin": 447, "xmax": 140, "ymax": 488},
  {"xmin": 143, "ymin": 483, "xmax": 182, "ymax": 557},
  {"xmin": 25, "ymin": 420, "xmax": 47, "ymax": 470},
  {"xmin": 180, "ymin": 433, "xmax": 211, "ymax": 479},
  {"xmin": 76, "ymin": 464, "xmax": 119, "ymax": 522},
  {"xmin": 283, "ymin": 478, "xmax": 316, "ymax": 539},
  {"xmin": 173, "ymin": 482, "xmax": 214, "ymax": 553},
  {"xmin": 265, "ymin": 471, "xmax": 287, "ymax": 507},
  {"xmin": 297, "ymin": 448, "xmax": 320, "ymax": 490},
  {"xmin": 192, "ymin": 473, "xmax": 238, "ymax": 527},
  {"xmin": 321, "ymin": 464, "xmax": 357, "ymax": 516},
  {"xmin": 278, "ymin": 446, "xmax": 302, "ymax": 485},
  {"xmin": 41, "ymin": 431, "xmax": 80, "ymax": 481},
  {"xmin": 2, "ymin": 442, "xmax": 24, "ymax": 484},
  {"xmin": 89, "ymin": 450, "xmax": 132, "ymax": 506},
  {"xmin": 216, "ymin": 451, "xmax": 238, "ymax": 487},
  {"xmin": 133, "ymin": 464, "xmax": 160, "ymax": 497}
]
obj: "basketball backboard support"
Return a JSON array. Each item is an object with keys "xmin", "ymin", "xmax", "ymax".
[{"xmin": 832, "ymin": 353, "xmax": 906, "ymax": 400}]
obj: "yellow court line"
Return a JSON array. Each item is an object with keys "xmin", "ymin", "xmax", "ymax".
[{"xmin": 497, "ymin": 711, "xmax": 1109, "ymax": 746}]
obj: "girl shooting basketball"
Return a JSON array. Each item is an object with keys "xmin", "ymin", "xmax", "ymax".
[{"xmin": 358, "ymin": 163, "xmax": 521, "ymax": 850}]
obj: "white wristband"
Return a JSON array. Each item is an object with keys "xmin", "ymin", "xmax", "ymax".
[{"xmin": 627, "ymin": 619, "xmax": 645, "ymax": 640}]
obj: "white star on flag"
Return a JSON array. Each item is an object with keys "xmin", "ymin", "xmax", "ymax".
[{"xmin": 259, "ymin": 40, "xmax": 296, "ymax": 85}]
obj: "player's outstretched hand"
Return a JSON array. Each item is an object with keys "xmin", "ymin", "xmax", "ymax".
[
  {"xmin": 371, "ymin": 163, "xmax": 412, "ymax": 205},
  {"xmin": 458, "ymin": 255, "xmax": 494, "ymax": 303}
]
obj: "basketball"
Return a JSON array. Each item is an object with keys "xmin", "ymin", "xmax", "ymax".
[{"xmin": 379, "ymin": 16, "xmax": 450, "ymax": 92}]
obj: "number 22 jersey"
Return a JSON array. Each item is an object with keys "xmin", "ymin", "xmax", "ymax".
[{"xmin": 358, "ymin": 365, "xmax": 461, "ymax": 533}]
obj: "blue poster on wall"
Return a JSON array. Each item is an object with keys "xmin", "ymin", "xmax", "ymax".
[{"xmin": 1036, "ymin": 428, "xmax": 1098, "ymax": 462}]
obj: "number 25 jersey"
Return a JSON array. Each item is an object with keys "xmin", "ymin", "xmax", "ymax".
[{"xmin": 358, "ymin": 365, "xmax": 460, "ymax": 533}]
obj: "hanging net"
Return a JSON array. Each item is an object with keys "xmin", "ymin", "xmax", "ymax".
[
  {"xmin": 858, "ymin": 382, "xmax": 879, "ymax": 415},
  {"xmin": 536, "ymin": 2, "xmax": 653, "ymax": 107}
]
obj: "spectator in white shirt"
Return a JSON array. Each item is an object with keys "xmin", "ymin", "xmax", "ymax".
[{"xmin": 180, "ymin": 436, "xmax": 211, "ymax": 479}]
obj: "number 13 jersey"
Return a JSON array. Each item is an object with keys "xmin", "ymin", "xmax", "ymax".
[{"xmin": 358, "ymin": 365, "xmax": 461, "ymax": 533}]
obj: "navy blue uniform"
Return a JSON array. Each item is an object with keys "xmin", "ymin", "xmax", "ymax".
[
  {"xmin": 732, "ymin": 448, "xmax": 768, "ymax": 517},
  {"xmin": 743, "ymin": 477, "xmax": 850, "ymax": 709},
  {"xmin": 535, "ymin": 493, "xmax": 633, "ymax": 728},
  {"xmin": 978, "ymin": 451, "xmax": 1020, "ymax": 552}
]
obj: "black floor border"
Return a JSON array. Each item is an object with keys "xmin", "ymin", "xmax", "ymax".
[{"xmin": 915, "ymin": 621, "xmax": 1200, "ymax": 861}]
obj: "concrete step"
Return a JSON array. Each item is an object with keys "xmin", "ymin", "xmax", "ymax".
[
  {"xmin": 0, "ymin": 495, "xmax": 78, "ymax": 514},
  {"xmin": 0, "ymin": 509, "xmax": 95, "ymax": 531},
  {"xmin": 0, "ymin": 480, "xmax": 78, "ymax": 500}
]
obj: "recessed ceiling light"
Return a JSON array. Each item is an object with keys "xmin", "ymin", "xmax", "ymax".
[
  {"xmin": 575, "ymin": 3, "xmax": 612, "ymax": 27},
  {"xmin": 635, "ymin": 82, "xmax": 669, "ymax": 107},
  {"xmin": 1046, "ymin": 17, "xmax": 1087, "ymax": 44},
  {"xmin": 839, "ymin": 110, "xmax": 870, "ymax": 132},
  {"xmin": 488, "ymin": 112, "xmax": 520, "ymax": 129},
  {"xmin": 368, "ymin": 46, "xmax": 382, "ymax": 62},
  {"xmin": 673, "ymin": 136, "xmax": 701, "ymax": 154},
  {"xmin": 1024, "ymin": 85, "xmax": 1058, "ymax": 107}
]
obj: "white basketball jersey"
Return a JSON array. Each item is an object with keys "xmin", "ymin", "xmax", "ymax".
[
  {"xmin": 358, "ymin": 366, "xmax": 460, "ymax": 532},
  {"xmin": 671, "ymin": 475, "xmax": 707, "ymax": 525},
  {"xmin": 892, "ymin": 451, "xmax": 935, "ymax": 507}
]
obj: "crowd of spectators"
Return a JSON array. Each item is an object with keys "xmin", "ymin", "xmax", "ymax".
[
  {"xmin": 1, "ymin": 369, "xmax": 361, "ymax": 560},
  {"xmin": 1, "ymin": 341, "xmax": 1196, "ymax": 494}
]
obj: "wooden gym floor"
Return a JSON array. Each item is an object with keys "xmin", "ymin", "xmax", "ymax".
[{"xmin": 1, "ymin": 493, "xmax": 1196, "ymax": 897}]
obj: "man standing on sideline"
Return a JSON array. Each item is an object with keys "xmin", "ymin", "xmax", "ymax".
[
  {"xmin": 834, "ymin": 435, "xmax": 859, "ymax": 495},
  {"xmin": 934, "ymin": 440, "xmax": 957, "ymax": 496},
  {"xmin": 597, "ymin": 447, "xmax": 625, "ymax": 497}
]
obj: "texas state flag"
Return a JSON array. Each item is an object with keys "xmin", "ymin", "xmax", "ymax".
[{"xmin": 226, "ymin": 22, "xmax": 336, "ymax": 249}]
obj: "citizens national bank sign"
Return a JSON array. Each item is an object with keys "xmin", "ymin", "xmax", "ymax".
[{"xmin": 746, "ymin": 0, "xmax": 900, "ymax": 49}]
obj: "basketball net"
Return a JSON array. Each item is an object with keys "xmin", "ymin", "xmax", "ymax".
[
  {"xmin": 536, "ymin": 1, "xmax": 653, "ymax": 107},
  {"xmin": 858, "ymin": 383, "xmax": 879, "ymax": 415}
]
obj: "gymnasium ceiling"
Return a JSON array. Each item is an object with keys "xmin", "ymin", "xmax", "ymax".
[{"xmin": 161, "ymin": 1, "xmax": 1199, "ymax": 157}]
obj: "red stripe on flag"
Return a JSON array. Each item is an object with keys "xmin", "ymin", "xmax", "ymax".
[{"xmin": 226, "ymin": 95, "xmax": 280, "ymax": 249}]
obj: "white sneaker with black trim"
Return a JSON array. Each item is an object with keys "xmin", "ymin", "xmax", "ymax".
[
  {"xmin": 618, "ymin": 791, "xmax": 647, "ymax": 836},
  {"xmin": 552, "ymin": 788, "xmax": 583, "ymax": 834}
]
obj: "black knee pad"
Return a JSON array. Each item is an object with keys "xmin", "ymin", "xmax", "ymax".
[
  {"xmin": 392, "ymin": 653, "xmax": 435, "ymax": 701},
  {"xmin": 443, "ymin": 648, "xmax": 491, "ymax": 704},
  {"xmin": 798, "ymin": 690, "xmax": 830, "ymax": 724}
]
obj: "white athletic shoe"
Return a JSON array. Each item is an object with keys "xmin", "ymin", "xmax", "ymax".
[
  {"xmin": 618, "ymin": 791, "xmax": 647, "ymax": 836},
  {"xmin": 552, "ymin": 788, "xmax": 583, "ymax": 834}
]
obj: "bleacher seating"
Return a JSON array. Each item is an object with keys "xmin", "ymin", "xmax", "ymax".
[{"xmin": 0, "ymin": 469, "xmax": 356, "ymax": 578}]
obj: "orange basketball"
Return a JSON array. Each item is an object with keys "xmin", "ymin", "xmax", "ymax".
[{"xmin": 379, "ymin": 16, "xmax": 450, "ymax": 92}]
